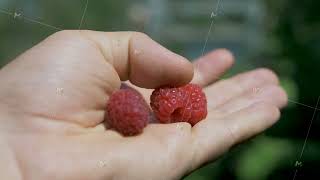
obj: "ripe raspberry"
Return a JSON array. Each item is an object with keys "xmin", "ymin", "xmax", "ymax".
[
  {"xmin": 150, "ymin": 83, "xmax": 207, "ymax": 126},
  {"xmin": 106, "ymin": 87, "xmax": 149, "ymax": 136}
]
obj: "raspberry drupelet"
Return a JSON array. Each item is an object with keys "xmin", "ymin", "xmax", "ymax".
[
  {"xmin": 106, "ymin": 87, "xmax": 150, "ymax": 136},
  {"xmin": 150, "ymin": 83, "xmax": 207, "ymax": 126}
]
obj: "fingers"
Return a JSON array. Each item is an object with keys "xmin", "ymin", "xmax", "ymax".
[
  {"xmin": 210, "ymin": 85, "xmax": 288, "ymax": 118},
  {"xmin": 80, "ymin": 30, "xmax": 193, "ymax": 89},
  {"xmin": 123, "ymin": 48, "xmax": 234, "ymax": 102},
  {"xmin": 191, "ymin": 102, "xmax": 280, "ymax": 169},
  {"xmin": 192, "ymin": 49, "xmax": 234, "ymax": 87},
  {"xmin": 222, "ymin": 102, "xmax": 280, "ymax": 143},
  {"xmin": 205, "ymin": 68, "xmax": 279, "ymax": 109}
]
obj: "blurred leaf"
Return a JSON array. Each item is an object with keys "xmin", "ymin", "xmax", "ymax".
[{"xmin": 236, "ymin": 136, "xmax": 295, "ymax": 180}]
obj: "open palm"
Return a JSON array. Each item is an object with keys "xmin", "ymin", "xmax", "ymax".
[{"xmin": 0, "ymin": 30, "xmax": 287, "ymax": 180}]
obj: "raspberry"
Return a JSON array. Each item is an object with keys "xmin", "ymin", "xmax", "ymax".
[
  {"xmin": 106, "ymin": 87, "xmax": 149, "ymax": 136},
  {"xmin": 150, "ymin": 83, "xmax": 207, "ymax": 126}
]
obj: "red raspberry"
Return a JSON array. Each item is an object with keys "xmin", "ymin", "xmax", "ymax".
[
  {"xmin": 150, "ymin": 83, "xmax": 207, "ymax": 126},
  {"xmin": 106, "ymin": 87, "xmax": 149, "ymax": 136}
]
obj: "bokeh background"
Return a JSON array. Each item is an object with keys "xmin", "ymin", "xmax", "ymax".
[{"xmin": 0, "ymin": 0, "xmax": 319, "ymax": 179}]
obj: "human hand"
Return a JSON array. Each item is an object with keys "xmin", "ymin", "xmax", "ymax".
[{"xmin": 0, "ymin": 30, "xmax": 287, "ymax": 180}]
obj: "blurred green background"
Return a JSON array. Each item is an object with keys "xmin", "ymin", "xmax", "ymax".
[{"xmin": 0, "ymin": 0, "xmax": 319, "ymax": 179}]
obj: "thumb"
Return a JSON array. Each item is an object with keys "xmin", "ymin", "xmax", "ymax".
[{"xmin": 80, "ymin": 30, "xmax": 194, "ymax": 88}]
